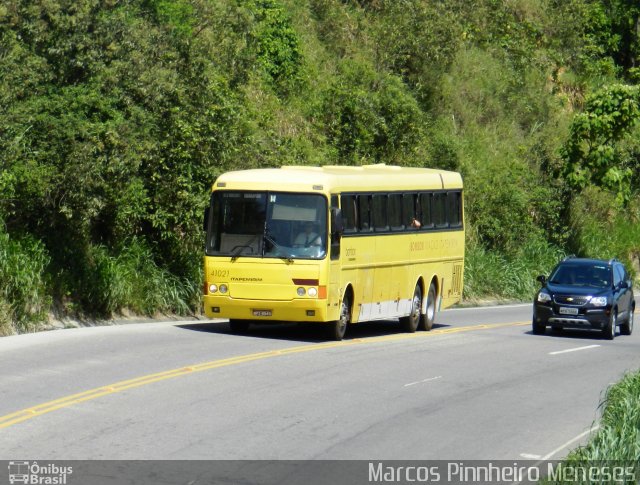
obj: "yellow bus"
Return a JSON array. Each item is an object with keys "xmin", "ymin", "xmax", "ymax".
[{"xmin": 203, "ymin": 164, "xmax": 464, "ymax": 340}]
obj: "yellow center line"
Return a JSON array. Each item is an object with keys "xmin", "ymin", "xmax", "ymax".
[{"xmin": 0, "ymin": 321, "xmax": 529, "ymax": 430}]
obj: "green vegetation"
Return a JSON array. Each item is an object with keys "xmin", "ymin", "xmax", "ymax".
[
  {"xmin": 1, "ymin": 0, "xmax": 640, "ymax": 333},
  {"xmin": 542, "ymin": 369, "xmax": 640, "ymax": 484}
]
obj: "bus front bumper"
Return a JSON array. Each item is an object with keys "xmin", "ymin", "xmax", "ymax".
[{"xmin": 203, "ymin": 295, "xmax": 335, "ymax": 322}]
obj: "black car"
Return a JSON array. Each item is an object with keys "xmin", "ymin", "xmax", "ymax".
[{"xmin": 533, "ymin": 257, "xmax": 635, "ymax": 339}]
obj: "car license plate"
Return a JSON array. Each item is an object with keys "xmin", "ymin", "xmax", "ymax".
[
  {"xmin": 252, "ymin": 309, "xmax": 272, "ymax": 317},
  {"xmin": 559, "ymin": 307, "xmax": 579, "ymax": 315}
]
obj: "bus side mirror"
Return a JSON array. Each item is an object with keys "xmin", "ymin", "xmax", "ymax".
[
  {"xmin": 331, "ymin": 207, "xmax": 344, "ymax": 237},
  {"xmin": 203, "ymin": 207, "xmax": 210, "ymax": 232}
]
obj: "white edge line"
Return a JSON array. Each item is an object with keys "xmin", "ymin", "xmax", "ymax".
[
  {"xmin": 549, "ymin": 344, "xmax": 601, "ymax": 355},
  {"xmin": 404, "ymin": 376, "xmax": 442, "ymax": 387},
  {"xmin": 519, "ymin": 453, "xmax": 541, "ymax": 459},
  {"xmin": 540, "ymin": 425, "xmax": 600, "ymax": 461},
  {"xmin": 511, "ymin": 426, "xmax": 602, "ymax": 485}
]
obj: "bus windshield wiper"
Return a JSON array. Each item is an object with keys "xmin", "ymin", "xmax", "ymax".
[
  {"xmin": 230, "ymin": 234, "xmax": 261, "ymax": 262},
  {"xmin": 230, "ymin": 245, "xmax": 249, "ymax": 262},
  {"xmin": 264, "ymin": 229, "xmax": 294, "ymax": 264}
]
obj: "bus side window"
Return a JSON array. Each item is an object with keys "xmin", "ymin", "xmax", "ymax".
[
  {"xmin": 372, "ymin": 194, "xmax": 388, "ymax": 232},
  {"xmin": 358, "ymin": 195, "xmax": 372, "ymax": 232},
  {"xmin": 448, "ymin": 191, "xmax": 462, "ymax": 227},
  {"xmin": 433, "ymin": 193, "xmax": 448, "ymax": 228},
  {"xmin": 402, "ymin": 193, "xmax": 418, "ymax": 230},
  {"xmin": 389, "ymin": 193, "xmax": 403, "ymax": 231},
  {"xmin": 340, "ymin": 194, "xmax": 358, "ymax": 233},
  {"xmin": 419, "ymin": 193, "xmax": 434, "ymax": 229}
]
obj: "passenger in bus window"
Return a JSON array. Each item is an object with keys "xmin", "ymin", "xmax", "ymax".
[
  {"xmin": 294, "ymin": 222, "xmax": 321, "ymax": 247},
  {"xmin": 410, "ymin": 217, "xmax": 422, "ymax": 229}
]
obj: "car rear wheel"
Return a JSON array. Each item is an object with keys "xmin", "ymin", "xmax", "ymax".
[
  {"xmin": 603, "ymin": 311, "xmax": 616, "ymax": 340},
  {"xmin": 620, "ymin": 307, "xmax": 634, "ymax": 336}
]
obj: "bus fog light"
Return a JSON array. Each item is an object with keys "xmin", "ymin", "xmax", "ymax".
[
  {"xmin": 209, "ymin": 284, "xmax": 218, "ymax": 293},
  {"xmin": 297, "ymin": 287, "xmax": 306, "ymax": 296},
  {"xmin": 308, "ymin": 287, "xmax": 318, "ymax": 297},
  {"xmin": 219, "ymin": 284, "xmax": 228, "ymax": 294}
]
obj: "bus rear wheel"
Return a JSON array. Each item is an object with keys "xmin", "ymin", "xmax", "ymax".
[
  {"xmin": 418, "ymin": 283, "xmax": 436, "ymax": 331},
  {"xmin": 400, "ymin": 284, "xmax": 422, "ymax": 333},
  {"xmin": 328, "ymin": 293, "xmax": 351, "ymax": 341}
]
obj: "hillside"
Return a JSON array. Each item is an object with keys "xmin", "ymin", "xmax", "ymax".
[{"xmin": 1, "ymin": 0, "xmax": 639, "ymax": 334}]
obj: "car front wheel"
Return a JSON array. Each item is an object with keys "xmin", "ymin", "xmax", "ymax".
[
  {"xmin": 603, "ymin": 311, "xmax": 616, "ymax": 340},
  {"xmin": 532, "ymin": 319, "xmax": 546, "ymax": 335}
]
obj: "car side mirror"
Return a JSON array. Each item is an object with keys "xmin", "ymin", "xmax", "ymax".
[
  {"xmin": 536, "ymin": 275, "xmax": 546, "ymax": 285},
  {"xmin": 619, "ymin": 280, "xmax": 629, "ymax": 289}
]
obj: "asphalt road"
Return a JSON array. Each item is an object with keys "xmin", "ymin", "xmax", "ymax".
[{"xmin": 1, "ymin": 304, "xmax": 639, "ymax": 462}]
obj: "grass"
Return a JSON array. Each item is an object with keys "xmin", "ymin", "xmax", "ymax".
[
  {"xmin": 80, "ymin": 239, "xmax": 200, "ymax": 318},
  {"xmin": 0, "ymin": 227, "xmax": 50, "ymax": 334},
  {"xmin": 464, "ymin": 238, "xmax": 565, "ymax": 301}
]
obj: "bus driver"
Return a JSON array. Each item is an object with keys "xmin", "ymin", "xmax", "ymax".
[{"xmin": 294, "ymin": 221, "xmax": 321, "ymax": 247}]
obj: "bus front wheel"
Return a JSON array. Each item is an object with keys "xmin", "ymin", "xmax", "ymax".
[
  {"xmin": 400, "ymin": 284, "xmax": 422, "ymax": 333},
  {"xmin": 229, "ymin": 319, "xmax": 250, "ymax": 333},
  {"xmin": 328, "ymin": 294, "xmax": 351, "ymax": 341}
]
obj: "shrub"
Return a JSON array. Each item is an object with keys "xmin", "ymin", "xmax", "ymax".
[{"xmin": 0, "ymin": 226, "xmax": 50, "ymax": 333}]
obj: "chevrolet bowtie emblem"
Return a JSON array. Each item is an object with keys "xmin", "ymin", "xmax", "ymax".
[{"xmin": 567, "ymin": 297, "xmax": 574, "ymax": 301}]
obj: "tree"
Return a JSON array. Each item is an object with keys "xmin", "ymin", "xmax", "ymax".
[{"xmin": 561, "ymin": 84, "xmax": 640, "ymax": 205}]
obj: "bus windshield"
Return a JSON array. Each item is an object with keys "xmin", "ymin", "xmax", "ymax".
[{"xmin": 206, "ymin": 191, "xmax": 328, "ymax": 260}]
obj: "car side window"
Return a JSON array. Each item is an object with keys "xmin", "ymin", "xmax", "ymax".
[
  {"xmin": 613, "ymin": 265, "xmax": 624, "ymax": 287},
  {"xmin": 620, "ymin": 264, "xmax": 629, "ymax": 282}
]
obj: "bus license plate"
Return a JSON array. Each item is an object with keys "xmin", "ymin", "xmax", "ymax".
[
  {"xmin": 559, "ymin": 307, "xmax": 578, "ymax": 315},
  {"xmin": 253, "ymin": 309, "xmax": 272, "ymax": 317}
]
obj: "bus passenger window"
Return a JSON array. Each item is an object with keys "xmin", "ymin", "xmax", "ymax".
[
  {"xmin": 402, "ymin": 194, "xmax": 417, "ymax": 229},
  {"xmin": 341, "ymin": 195, "xmax": 358, "ymax": 233},
  {"xmin": 389, "ymin": 194, "xmax": 403, "ymax": 231},
  {"xmin": 433, "ymin": 193, "xmax": 447, "ymax": 228},
  {"xmin": 419, "ymin": 193, "xmax": 434, "ymax": 229},
  {"xmin": 372, "ymin": 194, "xmax": 388, "ymax": 232},
  {"xmin": 358, "ymin": 195, "xmax": 372, "ymax": 232},
  {"xmin": 448, "ymin": 191, "xmax": 462, "ymax": 227}
]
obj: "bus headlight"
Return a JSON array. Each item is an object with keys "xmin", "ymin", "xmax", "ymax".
[
  {"xmin": 219, "ymin": 284, "xmax": 228, "ymax": 294},
  {"xmin": 308, "ymin": 287, "xmax": 318, "ymax": 297},
  {"xmin": 297, "ymin": 287, "xmax": 306, "ymax": 297}
]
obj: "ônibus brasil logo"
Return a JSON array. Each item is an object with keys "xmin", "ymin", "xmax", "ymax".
[{"xmin": 8, "ymin": 461, "xmax": 73, "ymax": 485}]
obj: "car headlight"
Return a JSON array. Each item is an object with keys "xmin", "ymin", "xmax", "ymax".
[
  {"xmin": 537, "ymin": 291, "xmax": 551, "ymax": 303},
  {"xmin": 590, "ymin": 296, "xmax": 607, "ymax": 307}
]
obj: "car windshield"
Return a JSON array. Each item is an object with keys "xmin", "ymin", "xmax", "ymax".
[
  {"xmin": 205, "ymin": 191, "xmax": 328, "ymax": 260},
  {"xmin": 549, "ymin": 263, "xmax": 612, "ymax": 288}
]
